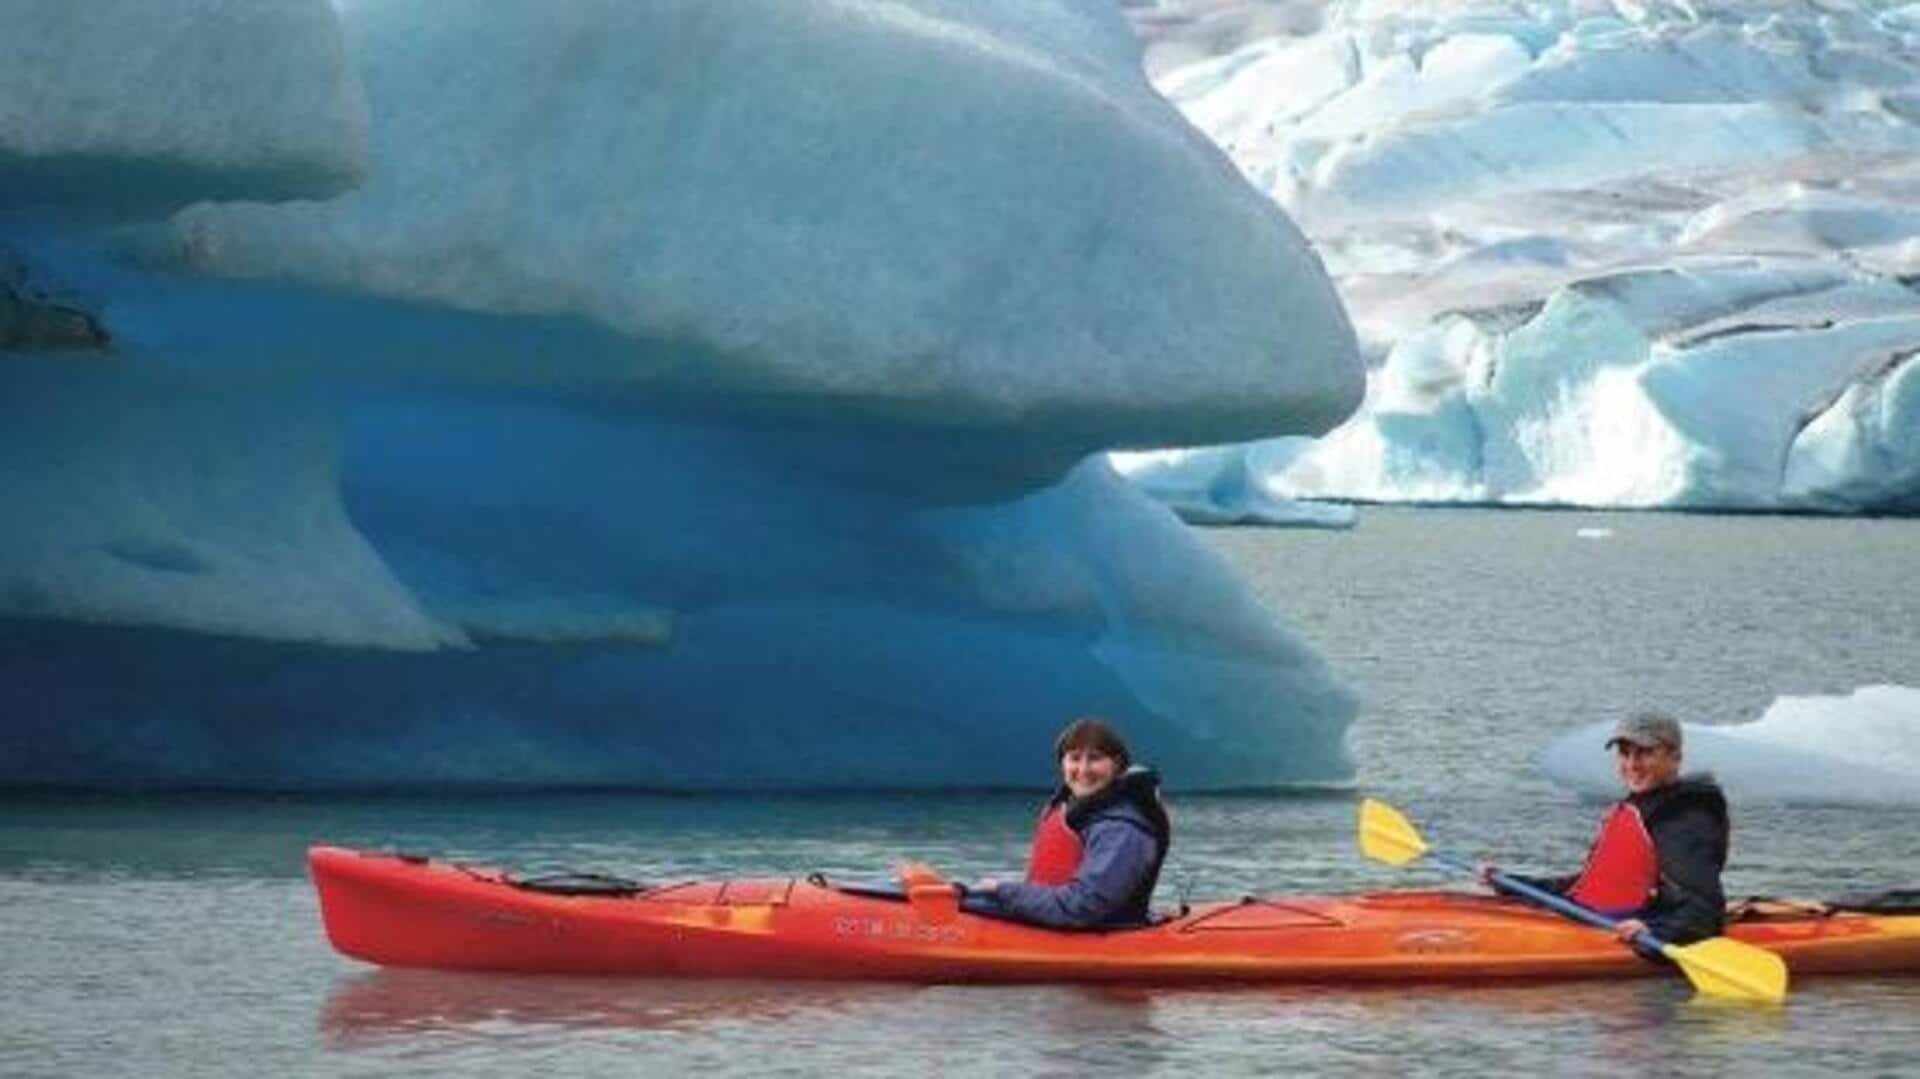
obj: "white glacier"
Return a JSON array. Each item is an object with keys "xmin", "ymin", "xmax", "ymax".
[
  {"xmin": 1540, "ymin": 685, "xmax": 1920, "ymax": 807},
  {"xmin": 0, "ymin": 1, "xmax": 1363, "ymax": 789},
  {"xmin": 1121, "ymin": 0, "xmax": 1920, "ymax": 518}
]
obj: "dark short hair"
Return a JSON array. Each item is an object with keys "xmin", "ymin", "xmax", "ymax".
[{"xmin": 1053, "ymin": 717, "xmax": 1131, "ymax": 771}]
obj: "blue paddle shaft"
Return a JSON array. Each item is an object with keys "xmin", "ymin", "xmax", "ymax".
[{"xmin": 1425, "ymin": 850, "xmax": 1670, "ymax": 951}]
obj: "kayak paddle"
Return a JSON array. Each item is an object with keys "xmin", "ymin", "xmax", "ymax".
[{"xmin": 1358, "ymin": 797, "xmax": 1789, "ymax": 1005}]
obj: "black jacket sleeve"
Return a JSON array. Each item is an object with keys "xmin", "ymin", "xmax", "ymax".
[
  {"xmin": 1642, "ymin": 806, "xmax": 1726, "ymax": 944},
  {"xmin": 1491, "ymin": 872, "xmax": 1576, "ymax": 898}
]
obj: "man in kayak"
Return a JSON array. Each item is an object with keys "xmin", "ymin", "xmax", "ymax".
[
  {"xmin": 1492, "ymin": 710, "xmax": 1729, "ymax": 947},
  {"xmin": 968, "ymin": 717, "xmax": 1171, "ymax": 929}
]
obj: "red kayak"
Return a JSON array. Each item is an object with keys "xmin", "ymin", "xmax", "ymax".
[{"xmin": 309, "ymin": 846, "xmax": 1920, "ymax": 985}]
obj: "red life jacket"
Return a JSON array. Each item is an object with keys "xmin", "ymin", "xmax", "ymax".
[
  {"xmin": 1024, "ymin": 803, "xmax": 1082, "ymax": 885},
  {"xmin": 1566, "ymin": 801, "xmax": 1661, "ymax": 914}
]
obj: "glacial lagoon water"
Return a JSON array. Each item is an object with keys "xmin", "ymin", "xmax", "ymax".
[{"xmin": 5, "ymin": 508, "xmax": 1918, "ymax": 1077}]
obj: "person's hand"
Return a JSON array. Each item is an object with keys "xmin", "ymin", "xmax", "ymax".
[
  {"xmin": 1476, "ymin": 863, "xmax": 1497, "ymax": 886},
  {"xmin": 1612, "ymin": 918, "xmax": 1648, "ymax": 943},
  {"xmin": 973, "ymin": 877, "xmax": 1001, "ymax": 896}
]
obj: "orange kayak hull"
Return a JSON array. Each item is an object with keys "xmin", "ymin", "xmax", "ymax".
[{"xmin": 308, "ymin": 846, "xmax": 1920, "ymax": 984}]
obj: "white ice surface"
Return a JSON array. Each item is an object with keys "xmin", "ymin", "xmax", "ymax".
[
  {"xmin": 0, "ymin": 369, "xmax": 453, "ymax": 649},
  {"xmin": 0, "ymin": 0, "xmax": 364, "ymax": 213},
  {"xmin": 166, "ymin": 0, "xmax": 1361, "ymax": 439},
  {"xmin": 1111, "ymin": 444, "xmax": 1356, "ymax": 526}
]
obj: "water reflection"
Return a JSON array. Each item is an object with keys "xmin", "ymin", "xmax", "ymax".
[
  {"xmin": 321, "ymin": 965, "xmax": 1794, "ymax": 1075},
  {"xmin": 1673, "ymin": 994, "xmax": 1788, "ymax": 1041},
  {"xmin": 320, "ymin": 970, "xmax": 1178, "ymax": 1072},
  {"xmin": 1088, "ymin": 978, "xmax": 1798, "ymax": 1076},
  {"xmin": 320, "ymin": 970, "xmax": 899, "ymax": 1043}
]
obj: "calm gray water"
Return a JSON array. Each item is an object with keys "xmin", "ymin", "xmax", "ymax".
[{"xmin": 5, "ymin": 508, "xmax": 1918, "ymax": 1077}]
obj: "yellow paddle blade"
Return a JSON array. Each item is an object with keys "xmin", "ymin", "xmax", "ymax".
[
  {"xmin": 1661, "ymin": 937, "xmax": 1790, "ymax": 1005},
  {"xmin": 1358, "ymin": 798, "xmax": 1430, "ymax": 867}
]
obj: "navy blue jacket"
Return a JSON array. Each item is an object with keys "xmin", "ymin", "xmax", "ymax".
[{"xmin": 974, "ymin": 768, "xmax": 1170, "ymax": 929}]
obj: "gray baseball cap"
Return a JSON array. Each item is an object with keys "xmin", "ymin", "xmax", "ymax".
[{"xmin": 1606, "ymin": 710, "xmax": 1682, "ymax": 751}]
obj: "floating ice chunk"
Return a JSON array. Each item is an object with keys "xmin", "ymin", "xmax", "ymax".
[
  {"xmin": 1110, "ymin": 445, "xmax": 1356, "ymax": 527},
  {"xmin": 2, "ymin": 0, "xmax": 1367, "ymax": 789},
  {"xmin": 1540, "ymin": 685, "xmax": 1920, "ymax": 807}
]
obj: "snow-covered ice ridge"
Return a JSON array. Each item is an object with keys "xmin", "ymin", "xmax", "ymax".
[
  {"xmin": 1541, "ymin": 685, "xmax": 1920, "ymax": 807},
  {"xmin": 0, "ymin": 1, "xmax": 1363, "ymax": 789},
  {"xmin": 0, "ymin": 0, "xmax": 365, "ymax": 215},
  {"xmin": 1120, "ymin": 0, "xmax": 1920, "ymax": 516}
]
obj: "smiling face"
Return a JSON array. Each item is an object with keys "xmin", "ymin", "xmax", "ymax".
[
  {"xmin": 1061, "ymin": 745, "xmax": 1119, "ymax": 800},
  {"xmin": 1614, "ymin": 740, "xmax": 1681, "ymax": 795}
]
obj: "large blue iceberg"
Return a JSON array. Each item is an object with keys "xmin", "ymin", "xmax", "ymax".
[{"xmin": 2, "ymin": 1, "xmax": 1363, "ymax": 789}]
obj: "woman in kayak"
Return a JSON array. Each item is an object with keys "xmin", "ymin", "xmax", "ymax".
[
  {"xmin": 968, "ymin": 717, "xmax": 1171, "ymax": 929},
  {"xmin": 1489, "ymin": 710, "xmax": 1729, "ymax": 946}
]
